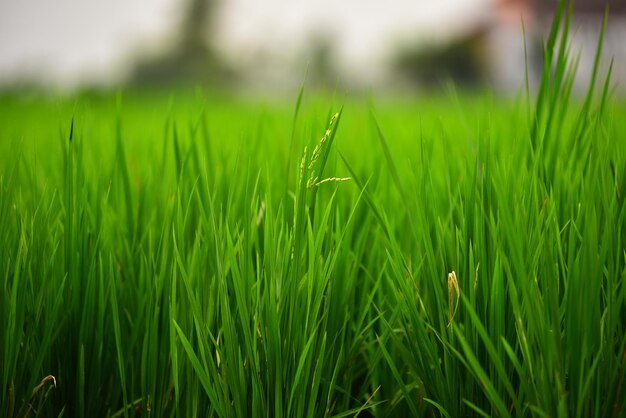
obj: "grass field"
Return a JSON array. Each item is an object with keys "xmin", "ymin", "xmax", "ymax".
[{"xmin": 2, "ymin": 5, "xmax": 626, "ymax": 418}]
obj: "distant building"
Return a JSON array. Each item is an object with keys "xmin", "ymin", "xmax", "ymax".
[
  {"xmin": 532, "ymin": 0, "xmax": 626, "ymax": 14},
  {"xmin": 487, "ymin": 0, "xmax": 626, "ymax": 92}
]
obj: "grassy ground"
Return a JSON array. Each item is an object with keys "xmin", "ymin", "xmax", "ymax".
[{"xmin": 2, "ymin": 6, "xmax": 626, "ymax": 418}]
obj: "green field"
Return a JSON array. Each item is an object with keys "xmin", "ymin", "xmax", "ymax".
[{"xmin": 2, "ymin": 10, "xmax": 626, "ymax": 418}]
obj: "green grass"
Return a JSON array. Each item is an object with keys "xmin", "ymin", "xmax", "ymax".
[{"xmin": 2, "ymin": 5, "xmax": 626, "ymax": 418}]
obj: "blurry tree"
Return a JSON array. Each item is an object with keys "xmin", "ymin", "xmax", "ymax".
[
  {"xmin": 129, "ymin": 0, "xmax": 232, "ymax": 87},
  {"xmin": 392, "ymin": 29, "xmax": 488, "ymax": 88},
  {"xmin": 305, "ymin": 33, "xmax": 337, "ymax": 88}
]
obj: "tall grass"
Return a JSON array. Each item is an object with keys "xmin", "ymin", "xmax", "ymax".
[{"xmin": 2, "ymin": 2, "xmax": 626, "ymax": 417}]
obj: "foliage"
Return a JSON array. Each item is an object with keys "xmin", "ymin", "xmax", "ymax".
[{"xmin": 1, "ymin": 4, "xmax": 625, "ymax": 417}]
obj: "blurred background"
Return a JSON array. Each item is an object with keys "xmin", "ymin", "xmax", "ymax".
[{"xmin": 0, "ymin": 0, "xmax": 624, "ymax": 94}]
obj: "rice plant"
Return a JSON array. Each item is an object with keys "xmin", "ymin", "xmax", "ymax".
[{"xmin": 1, "ymin": 1, "xmax": 625, "ymax": 417}]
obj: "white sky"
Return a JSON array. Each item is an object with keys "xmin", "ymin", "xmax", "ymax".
[
  {"xmin": 0, "ymin": 0, "xmax": 490, "ymax": 88},
  {"xmin": 0, "ymin": 0, "xmax": 181, "ymax": 87},
  {"xmin": 214, "ymin": 0, "xmax": 491, "ymax": 86}
]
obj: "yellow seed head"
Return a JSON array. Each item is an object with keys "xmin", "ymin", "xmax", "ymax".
[{"xmin": 447, "ymin": 271, "xmax": 460, "ymax": 328}]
